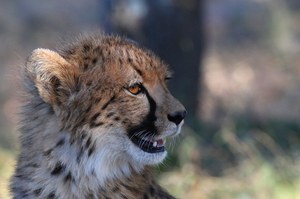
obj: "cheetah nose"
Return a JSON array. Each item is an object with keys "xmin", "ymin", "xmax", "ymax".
[{"xmin": 167, "ymin": 110, "xmax": 187, "ymax": 125}]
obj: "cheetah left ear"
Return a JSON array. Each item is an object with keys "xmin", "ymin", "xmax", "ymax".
[{"xmin": 25, "ymin": 48, "xmax": 79, "ymax": 106}]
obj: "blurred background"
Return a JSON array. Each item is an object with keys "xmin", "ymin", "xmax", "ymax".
[{"xmin": 0, "ymin": 0, "xmax": 300, "ymax": 198}]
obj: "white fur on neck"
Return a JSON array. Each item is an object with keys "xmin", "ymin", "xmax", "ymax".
[{"xmin": 43, "ymin": 122, "xmax": 167, "ymax": 197}]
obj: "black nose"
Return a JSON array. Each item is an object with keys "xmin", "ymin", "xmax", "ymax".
[{"xmin": 167, "ymin": 110, "xmax": 187, "ymax": 125}]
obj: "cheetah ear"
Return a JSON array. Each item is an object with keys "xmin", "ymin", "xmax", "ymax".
[{"xmin": 26, "ymin": 48, "xmax": 78, "ymax": 106}]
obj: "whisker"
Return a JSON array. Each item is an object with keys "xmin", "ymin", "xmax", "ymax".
[{"xmin": 139, "ymin": 131, "xmax": 151, "ymax": 149}]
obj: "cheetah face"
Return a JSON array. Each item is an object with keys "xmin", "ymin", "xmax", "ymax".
[
  {"xmin": 27, "ymin": 35, "xmax": 186, "ymax": 166},
  {"xmin": 122, "ymin": 73, "xmax": 186, "ymax": 165}
]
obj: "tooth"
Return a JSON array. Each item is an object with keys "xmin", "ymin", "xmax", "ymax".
[{"xmin": 153, "ymin": 141, "xmax": 157, "ymax": 147}]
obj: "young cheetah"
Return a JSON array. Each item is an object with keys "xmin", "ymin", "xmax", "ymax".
[{"xmin": 11, "ymin": 34, "xmax": 186, "ymax": 199}]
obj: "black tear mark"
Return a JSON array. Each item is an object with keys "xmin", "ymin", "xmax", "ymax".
[
  {"xmin": 127, "ymin": 86, "xmax": 157, "ymax": 138},
  {"xmin": 51, "ymin": 162, "xmax": 65, "ymax": 175}
]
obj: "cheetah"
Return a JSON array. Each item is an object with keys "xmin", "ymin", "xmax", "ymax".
[{"xmin": 11, "ymin": 34, "xmax": 186, "ymax": 199}]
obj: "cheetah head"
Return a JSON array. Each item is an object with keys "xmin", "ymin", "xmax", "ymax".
[{"xmin": 26, "ymin": 35, "xmax": 186, "ymax": 168}]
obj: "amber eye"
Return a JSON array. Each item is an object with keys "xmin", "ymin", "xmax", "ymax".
[{"xmin": 127, "ymin": 83, "xmax": 143, "ymax": 95}]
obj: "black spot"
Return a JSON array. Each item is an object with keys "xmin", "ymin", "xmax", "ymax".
[
  {"xmin": 92, "ymin": 58, "xmax": 98, "ymax": 64},
  {"xmin": 51, "ymin": 162, "xmax": 65, "ymax": 175},
  {"xmin": 15, "ymin": 174, "xmax": 24, "ymax": 179},
  {"xmin": 112, "ymin": 186, "xmax": 120, "ymax": 192},
  {"xmin": 69, "ymin": 137, "xmax": 75, "ymax": 145},
  {"xmin": 80, "ymin": 131, "xmax": 87, "ymax": 140},
  {"xmin": 106, "ymin": 112, "xmax": 115, "ymax": 118},
  {"xmin": 86, "ymin": 104, "xmax": 93, "ymax": 113},
  {"xmin": 34, "ymin": 188, "xmax": 42, "ymax": 196},
  {"xmin": 56, "ymin": 138, "xmax": 65, "ymax": 147},
  {"xmin": 83, "ymin": 56, "xmax": 90, "ymax": 61},
  {"xmin": 121, "ymin": 194, "xmax": 129, "ymax": 199},
  {"xmin": 114, "ymin": 117, "xmax": 120, "ymax": 121},
  {"xmin": 143, "ymin": 193, "xmax": 149, "ymax": 199},
  {"xmin": 101, "ymin": 95, "xmax": 116, "ymax": 110},
  {"xmin": 20, "ymin": 190, "xmax": 29, "ymax": 198},
  {"xmin": 94, "ymin": 98, "xmax": 101, "ymax": 104},
  {"xmin": 86, "ymin": 193, "xmax": 95, "ymax": 199},
  {"xmin": 43, "ymin": 149, "xmax": 53, "ymax": 156},
  {"xmin": 93, "ymin": 46, "xmax": 101, "ymax": 53},
  {"xmin": 47, "ymin": 191, "xmax": 56, "ymax": 199},
  {"xmin": 91, "ymin": 121, "xmax": 104, "ymax": 128},
  {"xmin": 64, "ymin": 171, "xmax": 73, "ymax": 183},
  {"xmin": 65, "ymin": 48, "xmax": 75, "ymax": 55},
  {"xmin": 135, "ymin": 68, "xmax": 143, "ymax": 76},
  {"xmin": 90, "ymin": 112, "xmax": 101, "ymax": 123},
  {"xmin": 87, "ymin": 80, "xmax": 93, "ymax": 87},
  {"xmin": 122, "ymin": 183, "xmax": 139, "ymax": 195},
  {"xmin": 77, "ymin": 147, "xmax": 84, "ymax": 163},
  {"xmin": 84, "ymin": 63, "xmax": 89, "ymax": 70},
  {"xmin": 88, "ymin": 142, "xmax": 96, "ymax": 157},
  {"xmin": 24, "ymin": 162, "xmax": 39, "ymax": 168},
  {"xmin": 149, "ymin": 186, "xmax": 155, "ymax": 196},
  {"xmin": 85, "ymin": 137, "xmax": 92, "ymax": 149},
  {"xmin": 128, "ymin": 57, "xmax": 133, "ymax": 63},
  {"xmin": 83, "ymin": 44, "xmax": 91, "ymax": 53},
  {"xmin": 118, "ymin": 58, "xmax": 123, "ymax": 64},
  {"xmin": 74, "ymin": 76, "xmax": 81, "ymax": 92}
]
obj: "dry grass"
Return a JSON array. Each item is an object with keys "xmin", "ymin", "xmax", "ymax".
[{"xmin": 0, "ymin": 148, "xmax": 15, "ymax": 199}]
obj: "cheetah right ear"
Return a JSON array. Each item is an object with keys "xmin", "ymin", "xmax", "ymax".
[{"xmin": 25, "ymin": 48, "xmax": 78, "ymax": 106}]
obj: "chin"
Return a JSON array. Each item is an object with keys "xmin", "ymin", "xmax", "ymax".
[{"xmin": 128, "ymin": 143, "xmax": 167, "ymax": 165}]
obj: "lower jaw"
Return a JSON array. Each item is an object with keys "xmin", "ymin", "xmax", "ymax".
[
  {"xmin": 140, "ymin": 146, "xmax": 165, "ymax": 154},
  {"xmin": 130, "ymin": 136, "xmax": 166, "ymax": 154}
]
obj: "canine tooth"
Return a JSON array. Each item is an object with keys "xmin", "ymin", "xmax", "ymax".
[{"xmin": 153, "ymin": 141, "xmax": 157, "ymax": 147}]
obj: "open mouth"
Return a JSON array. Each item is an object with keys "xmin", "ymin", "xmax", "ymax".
[{"xmin": 130, "ymin": 134, "xmax": 165, "ymax": 153}]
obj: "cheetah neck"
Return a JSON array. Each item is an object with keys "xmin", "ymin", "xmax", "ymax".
[{"xmin": 40, "ymin": 120, "xmax": 148, "ymax": 197}]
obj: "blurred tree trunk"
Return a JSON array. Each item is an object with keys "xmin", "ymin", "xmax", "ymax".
[
  {"xmin": 141, "ymin": 0, "xmax": 204, "ymax": 125},
  {"xmin": 100, "ymin": 0, "xmax": 205, "ymax": 126}
]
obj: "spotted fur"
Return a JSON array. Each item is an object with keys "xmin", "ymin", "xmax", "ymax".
[{"xmin": 11, "ymin": 34, "xmax": 186, "ymax": 199}]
